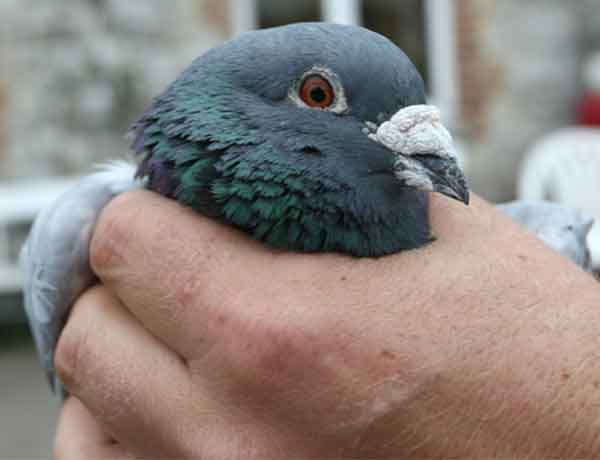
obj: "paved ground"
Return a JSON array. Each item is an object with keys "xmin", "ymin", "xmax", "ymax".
[{"xmin": 0, "ymin": 325, "xmax": 58, "ymax": 459}]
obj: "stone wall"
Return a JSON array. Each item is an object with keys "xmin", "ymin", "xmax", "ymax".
[
  {"xmin": 458, "ymin": 0, "xmax": 584, "ymax": 202},
  {"xmin": 0, "ymin": 0, "xmax": 227, "ymax": 179},
  {"xmin": 2, "ymin": 0, "xmax": 600, "ymax": 202},
  {"xmin": 457, "ymin": 0, "xmax": 600, "ymax": 202}
]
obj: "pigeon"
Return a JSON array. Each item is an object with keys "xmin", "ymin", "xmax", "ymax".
[
  {"xmin": 498, "ymin": 200, "xmax": 594, "ymax": 270},
  {"xmin": 517, "ymin": 127, "xmax": 600, "ymax": 270},
  {"xmin": 20, "ymin": 23, "xmax": 469, "ymax": 394}
]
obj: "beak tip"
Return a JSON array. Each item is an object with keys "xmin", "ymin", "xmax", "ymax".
[
  {"xmin": 461, "ymin": 189, "xmax": 470, "ymax": 206},
  {"xmin": 438, "ymin": 179, "xmax": 470, "ymax": 206},
  {"xmin": 444, "ymin": 187, "xmax": 470, "ymax": 206},
  {"xmin": 404, "ymin": 154, "xmax": 470, "ymax": 207}
]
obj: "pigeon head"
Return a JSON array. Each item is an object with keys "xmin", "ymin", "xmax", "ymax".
[{"xmin": 132, "ymin": 23, "xmax": 469, "ymax": 257}]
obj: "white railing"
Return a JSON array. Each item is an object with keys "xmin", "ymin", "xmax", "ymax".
[{"xmin": 0, "ymin": 177, "xmax": 80, "ymax": 293}]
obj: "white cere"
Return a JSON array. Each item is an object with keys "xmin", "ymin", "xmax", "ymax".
[{"xmin": 369, "ymin": 105, "xmax": 458, "ymax": 161}]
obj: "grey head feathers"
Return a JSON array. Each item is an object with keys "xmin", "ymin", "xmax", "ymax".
[{"xmin": 132, "ymin": 23, "xmax": 468, "ymax": 256}]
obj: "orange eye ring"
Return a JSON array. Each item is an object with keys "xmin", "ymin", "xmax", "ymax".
[{"xmin": 299, "ymin": 75, "xmax": 335, "ymax": 109}]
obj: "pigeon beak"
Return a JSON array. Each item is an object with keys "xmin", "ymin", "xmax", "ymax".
[
  {"xmin": 368, "ymin": 105, "xmax": 470, "ymax": 206},
  {"xmin": 411, "ymin": 154, "xmax": 470, "ymax": 205}
]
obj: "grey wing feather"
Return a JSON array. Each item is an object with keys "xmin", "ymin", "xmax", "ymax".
[
  {"xmin": 20, "ymin": 162, "xmax": 142, "ymax": 394},
  {"xmin": 498, "ymin": 200, "xmax": 594, "ymax": 271}
]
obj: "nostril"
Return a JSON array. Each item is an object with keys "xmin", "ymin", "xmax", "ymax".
[{"xmin": 301, "ymin": 145, "xmax": 322, "ymax": 156}]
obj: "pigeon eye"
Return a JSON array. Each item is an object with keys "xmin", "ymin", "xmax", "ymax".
[{"xmin": 300, "ymin": 75, "xmax": 335, "ymax": 109}]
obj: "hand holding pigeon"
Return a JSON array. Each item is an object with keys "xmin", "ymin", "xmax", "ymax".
[{"xmin": 54, "ymin": 191, "xmax": 600, "ymax": 458}]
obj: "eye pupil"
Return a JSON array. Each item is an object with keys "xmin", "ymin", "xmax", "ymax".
[{"xmin": 310, "ymin": 87, "xmax": 327, "ymax": 103}]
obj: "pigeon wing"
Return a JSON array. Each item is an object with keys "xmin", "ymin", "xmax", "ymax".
[{"xmin": 20, "ymin": 162, "xmax": 141, "ymax": 394}]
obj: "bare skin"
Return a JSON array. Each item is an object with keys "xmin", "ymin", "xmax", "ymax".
[{"xmin": 54, "ymin": 190, "xmax": 600, "ymax": 459}]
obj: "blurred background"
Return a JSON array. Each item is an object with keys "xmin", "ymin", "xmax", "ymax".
[{"xmin": 2, "ymin": 0, "xmax": 600, "ymax": 456}]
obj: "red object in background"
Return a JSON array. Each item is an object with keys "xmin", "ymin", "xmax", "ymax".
[{"xmin": 578, "ymin": 91, "xmax": 600, "ymax": 126}]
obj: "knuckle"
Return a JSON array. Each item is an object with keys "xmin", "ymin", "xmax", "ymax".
[
  {"xmin": 54, "ymin": 326, "xmax": 86, "ymax": 393},
  {"xmin": 54, "ymin": 291, "xmax": 98, "ymax": 391},
  {"xmin": 89, "ymin": 192, "xmax": 142, "ymax": 274},
  {"xmin": 243, "ymin": 317, "xmax": 317, "ymax": 388}
]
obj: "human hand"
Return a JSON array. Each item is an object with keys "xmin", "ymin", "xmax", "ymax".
[{"xmin": 54, "ymin": 190, "xmax": 600, "ymax": 458}]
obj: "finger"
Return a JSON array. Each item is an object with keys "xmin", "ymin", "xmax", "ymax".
[
  {"xmin": 87, "ymin": 190, "xmax": 497, "ymax": 363},
  {"xmin": 89, "ymin": 190, "xmax": 278, "ymax": 359},
  {"xmin": 88, "ymin": 190, "xmax": 546, "ymax": 369},
  {"xmin": 54, "ymin": 285, "xmax": 197, "ymax": 457},
  {"xmin": 55, "ymin": 397, "xmax": 131, "ymax": 460}
]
